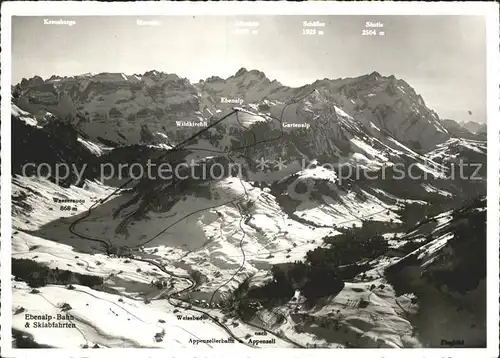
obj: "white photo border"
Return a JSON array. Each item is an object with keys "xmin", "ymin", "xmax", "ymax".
[{"xmin": 1, "ymin": 1, "xmax": 499, "ymax": 358}]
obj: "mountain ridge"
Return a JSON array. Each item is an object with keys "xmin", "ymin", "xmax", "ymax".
[
  {"xmin": 13, "ymin": 68, "xmax": 451, "ymax": 154},
  {"xmin": 10, "ymin": 66, "xmax": 487, "ymax": 348}
]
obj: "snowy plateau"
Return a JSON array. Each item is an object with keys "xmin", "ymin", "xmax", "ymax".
[{"xmin": 10, "ymin": 68, "xmax": 487, "ymax": 349}]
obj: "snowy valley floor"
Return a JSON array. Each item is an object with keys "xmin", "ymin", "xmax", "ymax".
[{"xmin": 11, "ymin": 176, "xmax": 485, "ymax": 348}]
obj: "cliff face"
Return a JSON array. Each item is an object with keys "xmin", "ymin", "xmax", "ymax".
[
  {"xmin": 384, "ymin": 198, "xmax": 486, "ymax": 347},
  {"xmin": 14, "ymin": 69, "xmax": 450, "ymax": 152}
]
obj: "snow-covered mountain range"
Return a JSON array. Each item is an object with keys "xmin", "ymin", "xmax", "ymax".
[
  {"xmin": 11, "ymin": 69, "xmax": 487, "ymax": 348},
  {"xmin": 441, "ymin": 119, "xmax": 487, "ymax": 140},
  {"xmin": 13, "ymin": 68, "xmax": 450, "ymax": 150},
  {"xmin": 460, "ymin": 120, "xmax": 487, "ymax": 135}
]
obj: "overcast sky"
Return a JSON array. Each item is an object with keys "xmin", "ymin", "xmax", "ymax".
[{"xmin": 12, "ymin": 15, "xmax": 486, "ymax": 123}]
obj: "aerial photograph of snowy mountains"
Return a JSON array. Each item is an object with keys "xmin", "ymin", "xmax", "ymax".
[{"xmin": 2, "ymin": 4, "xmax": 498, "ymax": 355}]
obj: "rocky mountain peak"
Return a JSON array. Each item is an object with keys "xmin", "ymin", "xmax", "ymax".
[
  {"xmin": 234, "ymin": 67, "xmax": 248, "ymax": 77},
  {"xmin": 367, "ymin": 71, "xmax": 383, "ymax": 81},
  {"xmin": 233, "ymin": 68, "xmax": 268, "ymax": 80},
  {"xmin": 13, "ymin": 68, "xmax": 454, "ymax": 151},
  {"xmin": 21, "ymin": 75, "xmax": 45, "ymax": 88}
]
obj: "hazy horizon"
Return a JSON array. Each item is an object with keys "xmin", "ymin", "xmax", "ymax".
[{"xmin": 12, "ymin": 15, "xmax": 487, "ymax": 123}]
